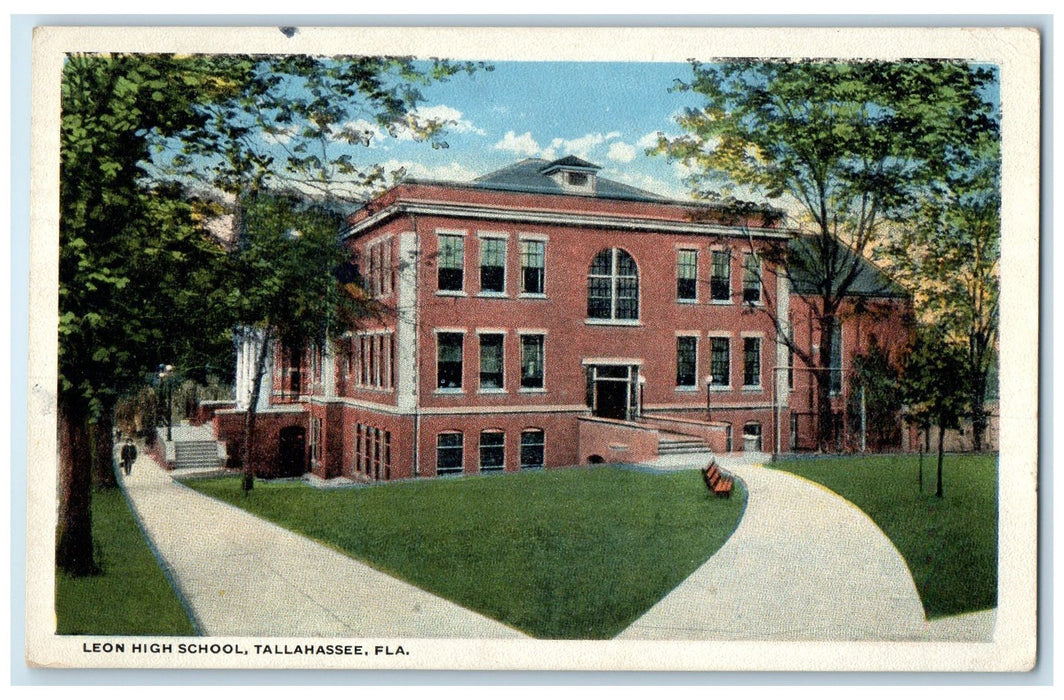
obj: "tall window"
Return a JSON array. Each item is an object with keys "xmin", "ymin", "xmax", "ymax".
[
  {"xmin": 676, "ymin": 336, "xmax": 697, "ymax": 388},
  {"xmin": 711, "ymin": 250, "xmax": 731, "ymax": 302},
  {"xmin": 480, "ymin": 237, "xmax": 506, "ymax": 293},
  {"xmin": 830, "ymin": 324, "xmax": 843, "ymax": 395},
  {"xmin": 587, "ymin": 248, "xmax": 639, "ymax": 320},
  {"xmin": 479, "ymin": 334, "xmax": 504, "ymax": 390},
  {"xmin": 437, "ymin": 235, "xmax": 464, "ymax": 291},
  {"xmin": 436, "ymin": 433, "xmax": 463, "ymax": 475},
  {"xmin": 309, "ymin": 416, "xmax": 322, "ymax": 466},
  {"xmin": 436, "ymin": 332, "xmax": 463, "ymax": 390},
  {"xmin": 710, "ymin": 337, "xmax": 730, "ymax": 387},
  {"xmin": 743, "ymin": 337, "xmax": 761, "ymax": 388},
  {"xmin": 479, "ymin": 431, "xmax": 505, "ymax": 472},
  {"xmin": 521, "ymin": 240, "xmax": 545, "ymax": 295},
  {"xmin": 677, "ymin": 249, "xmax": 698, "ymax": 301},
  {"xmin": 742, "ymin": 253, "xmax": 761, "ymax": 304},
  {"xmin": 521, "ymin": 429, "xmax": 545, "ymax": 469},
  {"xmin": 520, "ymin": 334, "xmax": 545, "ymax": 389}
]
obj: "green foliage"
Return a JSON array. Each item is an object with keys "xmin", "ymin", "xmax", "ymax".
[
  {"xmin": 847, "ymin": 341, "xmax": 903, "ymax": 450},
  {"xmin": 901, "ymin": 326, "xmax": 970, "ymax": 433},
  {"xmin": 771, "ymin": 454, "xmax": 998, "ymax": 618},
  {"xmin": 187, "ymin": 467, "xmax": 746, "ymax": 639},
  {"xmin": 55, "ymin": 488, "xmax": 197, "ymax": 635}
]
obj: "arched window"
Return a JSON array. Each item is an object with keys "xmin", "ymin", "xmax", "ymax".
[{"xmin": 587, "ymin": 248, "xmax": 639, "ymax": 320}]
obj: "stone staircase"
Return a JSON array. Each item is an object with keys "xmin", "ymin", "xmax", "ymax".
[
  {"xmin": 174, "ymin": 440, "xmax": 225, "ymax": 470},
  {"xmin": 657, "ymin": 431, "xmax": 710, "ymax": 455}
]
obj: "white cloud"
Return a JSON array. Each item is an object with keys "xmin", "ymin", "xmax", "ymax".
[
  {"xmin": 606, "ymin": 141, "xmax": 637, "ymax": 163},
  {"xmin": 378, "ymin": 158, "xmax": 480, "ymax": 183},
  {"xmin": 494, "ymin": 131, "xmax": 543, "ymax": 157},
  {"xmin": 414, "ymin": 104, "xmax": 485, "ymax": 136},
  {"xmin": 603, "ymin": 168, "xmax": 693, "ymax": 202},
  {"xmin": 637, "ymin": 131, "xmax": 665, "ymax": 150}
]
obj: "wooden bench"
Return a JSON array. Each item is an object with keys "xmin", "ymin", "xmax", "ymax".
[{"xmin": 701, "ymin": 461, "xmax": 733, "ymax": 499}]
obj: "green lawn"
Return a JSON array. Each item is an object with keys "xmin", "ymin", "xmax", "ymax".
[
  {"xmin": 55, "ymin": 487, "xmax": 198, "ymax": 636},
  {"xmin": 770, "ymin": 454, "xmax": 998, "ymax": 619},
  {"xmin": 187, "ymin": 466, "xmax": 746, "ymax": 639}
]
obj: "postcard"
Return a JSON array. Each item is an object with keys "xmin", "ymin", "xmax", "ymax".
[{"xmin": 26, "ymin": 24, "xmax": 1039, "ymax": 672}]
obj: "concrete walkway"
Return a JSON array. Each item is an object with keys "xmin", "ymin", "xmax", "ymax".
[
  {"xmin": 119, "ymin": 451, "xmax": 526, "ymax": 638},
  {"xmin": 618, "ymin": 459, "xmax": 994, "ymax": 642}
]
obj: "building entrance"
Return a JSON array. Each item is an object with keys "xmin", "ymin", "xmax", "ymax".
[{"xmin": 587, "ymin": 363, "xmax": 640, "ymax": 421}]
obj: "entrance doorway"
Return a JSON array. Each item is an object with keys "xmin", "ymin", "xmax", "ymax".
[
  {"xmin": 587, "ymin": 363, "xmax": 640, "ymax": 421},
  {"xmin": 278, "ymin": 426, "xmax": 306, "ymax": 477}
]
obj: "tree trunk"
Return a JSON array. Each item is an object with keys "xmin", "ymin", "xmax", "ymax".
[
  {"xmin": 241, "ymin": 327, "xmax": 273, "ymax": 495},
  {"xmin": 935, "ymin": 422, "xmax": 945, "ymax": 499},
  {"xmin": 917, "ymin": 424, "xmax": 924, "ymax": 493},
  {"xmin": 91, "ymin": 399, "xmax": 118, "ymax": 490},
  {"xmin": 56, "ymin": 398, "xmax": 99, "ymax": 576}
]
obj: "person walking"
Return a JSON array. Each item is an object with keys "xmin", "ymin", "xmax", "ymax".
[{"xmin": 120, "ymin": 439, "xmax": 138, "ymax": 476}]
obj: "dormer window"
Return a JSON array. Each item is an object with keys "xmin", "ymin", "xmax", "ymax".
[{"xmin": 541, "ymin": 156, "xmax": 600, "ymax": 195}]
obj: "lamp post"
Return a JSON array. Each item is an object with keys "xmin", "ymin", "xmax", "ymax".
[
  {"xmin": 157, "ymin": 364, "xmax": 174, "ymax": 441},
  {"xmin": 705, "ymin": 375, "xmax": 714, "ymax": 421},
  {"xmin": 637, "ymin": 373, "xmax": 646, "ymax": 418}
]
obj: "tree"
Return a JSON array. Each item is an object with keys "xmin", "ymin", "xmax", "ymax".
[
  {"xmin": 901, "ymin": 328, "xmax": 969, "ymax": 498},
  {"xmin": 657, "ymin": 59, "xmax": 997, "ymax": 449},
  {"xmin": 230, "ymin": 192, "xmax": 373, "ymax": 493},
  {"xmin": 847, "ymin": 340, "xmax": 903, "ymax": 451},
  {"xmin": 886, "ymin": 134, "xmax": 1000, "ymax": 451},
  {"xmin": 58, "ymin": 54, "xmax": 245, "ymax": 575}
]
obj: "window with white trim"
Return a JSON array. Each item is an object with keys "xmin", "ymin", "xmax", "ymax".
[
  {"xmin": 743, "ymin": 337, "xmax": 762, "ymax": 388},
  {"xmin": 437, "ymin": 235, "xmax": 464, "ymax": 292},
  {"xmin": 520, "ymin": 334, "xmax": 545, "ymax": 389},
  {"xmin": 436, "ymin": 432, "xmax": 463, "ymax": 475},
  {"xmin": 742, "ymin": 253, "xmax": 761, "ymax": 304},
  {"xmin": 587, "ymin": 248, "xmax": 639, "ymax": 320},
  {"xmin": 676, "ymin": 336, "xmax": 697, "ymax": 388},
  {"xmin": 520, "ymin": 429, "xmax": 545, "ymax": 469},
  {"xmin": 711, "ymin": 250, "xmax": 731, "ymax": 302},
  {"xmin": 677, "ymin": 249, "xmax": 697, "ymax": 301},
  {"xmin": 436, "ymin": 332, "xmax": 464, "ymax": 390},
  {"xmin": 479, "ymin": 430, "xmax": 505, "ymax": 472},
  {"xmin": 521, "ymin": 239, "xmax": 545, "ymax": 295},
  {"xmin": 710, "ymin": 337, "xmax": 730, "ymax": 387},
  {"xmin": 479, "ymin": 333, "xmax": 505, "ymax": 390},
  {"xmin": 479, "ymin": 237, "xmax": 506, "ymax": 294}
]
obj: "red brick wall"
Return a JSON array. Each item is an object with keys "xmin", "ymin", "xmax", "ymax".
[
  {"xmin": 577, "ymin": 417, "xmax": 659, "ymax": 464},
  {"xmin": 213, "ymin": 408, "xmax": 306, "ymax": 478}
]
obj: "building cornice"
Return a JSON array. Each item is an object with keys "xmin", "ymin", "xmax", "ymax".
[{"xmin": 342, "ymin": 199, "xmax": 793, "ymax": 241}]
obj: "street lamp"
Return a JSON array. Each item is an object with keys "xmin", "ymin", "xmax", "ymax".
[
  {"xmin": 157, "ymin": 364, "xmax": 174, "ymax": 442},
  {"xmin": 705, "ymin": 375, "xmax": 714, "ymax": 421}
]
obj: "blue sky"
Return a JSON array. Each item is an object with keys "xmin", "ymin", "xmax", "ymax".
[{"xmin": 322, "ymin": 60, "xmax": 708, "ymax": 201}]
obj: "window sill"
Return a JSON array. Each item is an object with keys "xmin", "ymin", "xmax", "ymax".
[
  {"xmin": 709, "ymin": 299, "xmax": 734, "ymax": 306},
  {"xmin": 675, "ymin": 386, "xmax": 699, "ymax": 392},
  {"xmin": 436, "ymin": 290, "xmax": 467, "ymax": 297},
  {"xmin": 518, "ymin": 387, "xmax": 547, "ymax": 394},
  {"xmin": 476, "ymin": 292, "xmax": 509, "ymax": 299},
  {"xmin": 742, "ymin": 386, "xmax": 763, "ymax": 393},
  {"xmin": 676, "ymin": 298, "xmax": 699, "ymax": 305},
  {"xmin": 710, "ymin": 385, "xmax": 731, "ymax": 392},
  {"xmin": 478, "ymin": 388, "xmax": 508, "ymax": 394},
  {"xmin": 584, "ymin": 318, "xmax": 642, "ymax": 327},
  {"xmin": 434, "ymin": 388, "xmax": 465, "ymax": 396},
  {"xmin": 518, "ymin": 293, "xmax": 548, "ymax": 300}
]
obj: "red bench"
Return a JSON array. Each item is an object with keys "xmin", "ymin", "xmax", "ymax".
[{"xmin": 701, "ymin": 461, "xmax": 733, "ymax": 498}]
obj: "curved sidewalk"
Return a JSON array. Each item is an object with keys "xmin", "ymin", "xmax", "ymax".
[
  {"xmin": 120, "ymin": 453, "xmax": 526, "ymax": 638},
  {"xmin": 618, "ymin": 460, "xmax": 936, "ymax": 641}
]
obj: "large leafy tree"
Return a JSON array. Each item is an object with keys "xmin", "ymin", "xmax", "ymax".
[
  {"xmin": 657, "ymin": 59, "xmax": 997, "ymax": 449},
  {"xmin": 58, "ymin": 54, "xmax": 247, "ymax": 575},
  {"xmin": 886, "ymin": 134, "xmax": 1000, "ymax": 451},
  {"xmin": 57, "ymin": 52, "xmax": 481, "ymax": 573}
]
